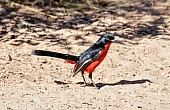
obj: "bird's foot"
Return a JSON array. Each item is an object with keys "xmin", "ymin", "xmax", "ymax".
[
  {"xmin": 80, "ymin": 81, "xmax": 88, "ymax": 87},
  {"xmin": 91, "ymin": 83, "xmax": 100, "ymax": 89}
]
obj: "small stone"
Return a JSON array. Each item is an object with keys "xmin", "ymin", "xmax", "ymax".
[{"xmin": 137, "ymin": 106, "xmax": 142, "ymax": 108}]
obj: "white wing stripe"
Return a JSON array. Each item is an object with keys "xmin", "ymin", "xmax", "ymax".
[{"xmin": 74, "ymin": 59, "xmax": 92, "ymax": 74}]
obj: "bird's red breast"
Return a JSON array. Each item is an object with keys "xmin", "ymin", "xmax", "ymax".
[{"xmin": 74, "ymin": 42, "xmax": 112, "ymax": 74}]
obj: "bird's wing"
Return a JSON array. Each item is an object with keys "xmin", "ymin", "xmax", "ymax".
[{"xmin": 73, "ymin": 47, "xmax": 103, "ymax": 76}]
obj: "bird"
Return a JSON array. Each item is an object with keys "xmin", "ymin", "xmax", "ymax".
[{"xmin": 33, "ymin": 33, "xmax": 119, "ymax": 89}]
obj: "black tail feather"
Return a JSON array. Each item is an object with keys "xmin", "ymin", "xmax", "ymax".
[{"xmin": 33, "ymin": 50, "xmax": 79, "ymax": 62}]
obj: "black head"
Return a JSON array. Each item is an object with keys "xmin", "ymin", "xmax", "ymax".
[{"xmin": 96, "ymin": 33, "xmax": 119, "ymax": 45}]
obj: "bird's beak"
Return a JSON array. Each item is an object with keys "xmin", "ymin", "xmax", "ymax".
[{"xmin": 111, "ymin": 36, "xmax": 119, "ymax": 42}]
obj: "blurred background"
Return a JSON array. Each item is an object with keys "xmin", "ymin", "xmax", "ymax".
[{"xmin": 0, "ymin": 0, "xmax": 169, "ymax": 46}]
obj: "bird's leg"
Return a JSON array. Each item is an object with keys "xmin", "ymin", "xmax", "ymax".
[
  {"xmin": 81, "ymin": 71, "xmax": 87, "ymax": 86},
  {"xmin": 89, "ymin": 74, "xmax": 99, "ymax": 89}
]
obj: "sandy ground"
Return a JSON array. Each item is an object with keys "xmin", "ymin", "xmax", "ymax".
[{"xmin": 0, "ymin": 0, "xmax": 170, "ymax": 110}]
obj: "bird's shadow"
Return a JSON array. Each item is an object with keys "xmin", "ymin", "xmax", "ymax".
[{"xmin": 54, "ymin": 79, "xmax": 153, "ymax": 89}]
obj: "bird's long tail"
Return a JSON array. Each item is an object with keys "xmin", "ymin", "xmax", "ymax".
[{"xmin": 33, "ymin": 50, "xmax": 78, "ymax": 64}]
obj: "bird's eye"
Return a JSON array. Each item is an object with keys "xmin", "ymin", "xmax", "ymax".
[{"xmin": 106, "ymin": 37, "xmax": 110, "ymax": 41}]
